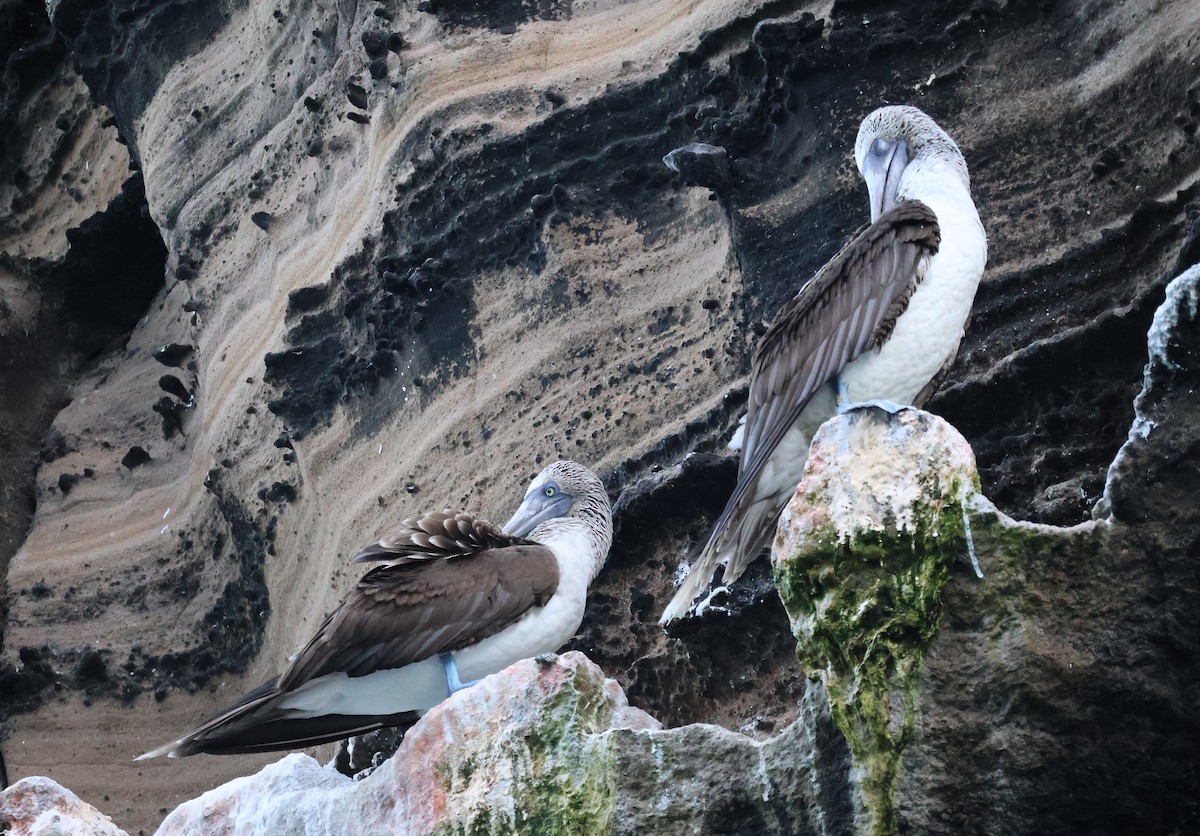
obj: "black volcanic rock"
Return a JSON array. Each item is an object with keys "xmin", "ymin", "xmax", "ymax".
[
  {"xmin": 152, "ymin": 344, "xmax": 193, "ymax": 366},
  {"xmin": 360, "ymin": 30, "xmax": 387, "ymax": 58},
  {"xmin": 48, "ymin": 0, "xmax": 236, "ymax": 159},
  {"xmin": 663, "ymin": 142, "xmax": 733, "ymax": 192},
  {"xmin": 120, "ymin": 446, "xmax": 151, "ymax": 469},
  {"xmin": 157, "ymin": 374, "xmax": 192, "ymax": 402}
]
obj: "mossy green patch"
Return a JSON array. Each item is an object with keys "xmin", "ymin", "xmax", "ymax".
[
  {"xmin": 433, "ymin": 664, "xmax": 618, "ymax": 835},
  {"xmin": 774, "ymin": 479, "xmax": 972, "ymax": 835}
]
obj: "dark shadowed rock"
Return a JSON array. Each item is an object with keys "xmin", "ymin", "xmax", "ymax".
[
  {"xmin": 120, "ymin": 446, "xmax": 151, "ymax": 469},
  {"xmin": 152, "ymin": 344, "xmax": 194, "ymax": 367},
  {"xmin": 663, "ymin": 142, "xmax": 734, "ymax": 192}
]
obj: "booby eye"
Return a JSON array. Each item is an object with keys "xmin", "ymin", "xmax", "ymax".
[
  {"xmin": 543, "ymin": 486, "xmax": 556, "ymax": 497},
  {"xmin": 871, "ymin": 138, "xmax": 892, "ymax": 157}
]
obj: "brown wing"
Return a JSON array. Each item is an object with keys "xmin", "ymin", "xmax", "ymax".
[
  {"xmin": 277, "ymin": 544, "xmax": 559, "ymax": 691},
  {"xmin": 352, "ymin": 510, "xmax": 533, "ymax": 564},
  {"xmin": 735, "ymin": 199, "xmax": 940, "ymax": 493}
]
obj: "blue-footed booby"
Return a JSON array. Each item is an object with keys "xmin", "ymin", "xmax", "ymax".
[
  {"xmin": 660, "ymin": 106, "xmax": 987, "ymax": 623},
  {"xmin": 138, "ymin": 460, "xmax": 612, "ymax": 758}
]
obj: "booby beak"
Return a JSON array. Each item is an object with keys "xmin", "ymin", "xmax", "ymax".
[
  {"xmin": 861, "ymin": 138, "xmax": 910, "ymax": 222},
  {"xmin": 503, "ymin": 486, "xmax": 574, "ymax": 537}
]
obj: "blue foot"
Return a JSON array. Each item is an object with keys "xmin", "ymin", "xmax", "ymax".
[
  {"xmin": 835, "ymin": 375, "xmax": 849, "ymax": 410},
  {"xmin": 838, "ymin": 398, "xmax": 911, "ymax": 415},
  {"xmin": 439, "ymin": 654, "xmax": 480, "ymax": 696}
]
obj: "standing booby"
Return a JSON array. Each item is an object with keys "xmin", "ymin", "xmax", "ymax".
[
  {"xmin": 138, "ymin": 460, "xmax": 612, "ymax": 758},
  {"xmin": 661, "ymin": 105, "xmax": 987, "ymax": 623}
]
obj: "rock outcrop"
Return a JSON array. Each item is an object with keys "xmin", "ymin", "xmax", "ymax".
[
  {"xmin": 772, "ymin": 264, "xmax": 1200, "ymax": 835},
  {"xmin": 3, "ymin": 0, "xmax": 1200, "ymax": 831},
  {"xmin": 0, "ymin": 775, "xmax": 127, "ymax": 836},
  {"xmin": 774, "ymin": 407, "xmax": 981, "ymax": 834},
  {"xmin": 156, "ymin": 652, "xmax": 850, "ymax": 836}
]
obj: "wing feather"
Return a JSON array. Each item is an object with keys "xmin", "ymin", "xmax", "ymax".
[
  {"xmin": 139, "ymin": 520, "xmax": 561, "ymax": 757},
  {"xmin": 279, "ymin": 544, "xmax": 560, "ymax": 690},
  {"xmin": 352, "ymin": 510, "xmax": 533, "ymax": 564},
  {"xmin": 734, "ymin": 200, "xmax": 940, "ymax": 511}
]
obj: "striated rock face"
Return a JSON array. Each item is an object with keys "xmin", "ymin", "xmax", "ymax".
[
  {"xmin": 0, "ymin": 0, "xmax": 159, "ymax": 597},
  {"xmin": 156, "ymin": 652, "xmax": 852, "ymax": 835},
  {"xmin": 2, "ymin": 0, "xmax": 1200, "ymax": 831}
]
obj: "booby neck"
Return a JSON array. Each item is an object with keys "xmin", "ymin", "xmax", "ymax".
[
  {"xmin": 528, "ymin": 504, "xmax": 612, "ymax": 589},
  {"xmin": 901, "ymin": 165, "xmax": 985, "ymax": 266}
]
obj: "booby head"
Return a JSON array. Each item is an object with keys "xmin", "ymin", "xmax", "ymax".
[
  {"xmin": 855, "ymin": 106, "xmax": 971, "ymax": 222},
  {"xmin": 504, "ymin": 459, "xmax": 612, "ymax": 551}
]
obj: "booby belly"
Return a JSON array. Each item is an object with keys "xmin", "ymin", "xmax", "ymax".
[
  {"xmin": 138, "ymin": 460, "xmax": 612, "ymax": 758},
  {"xmin": 661, "ymin": 105, "xmax": 987, "ymax": 623}
]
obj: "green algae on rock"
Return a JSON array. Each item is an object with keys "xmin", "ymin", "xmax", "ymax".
[
  {"xmin": 153, "ymin": 651, "xmax": 858, "ymax": 834},
  {"xmin": 430, "ymin": 657, "xmax": 622, "ymax": 836},
  {"xmin": 157, "ymin": 653, "xmax": 659, "ymax": 835},
  {"xmin": 772, "ymin": 407, "xmax": 981, "ymax": 834}
]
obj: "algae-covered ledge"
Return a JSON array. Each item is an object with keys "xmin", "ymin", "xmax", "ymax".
[
  {"xmin": 426, "ymin": 656, "xmax": 623, "ymax": 836},
  {"xmin": 771, "ymin": 407, "xmax": 982, "ymax": 833}
]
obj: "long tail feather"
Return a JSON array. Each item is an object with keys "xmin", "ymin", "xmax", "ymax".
[
  {"xmin": 137, "ymin": 684, "xmax": 419, "ymax": 758},
  {"xmin": 659, "ymin": 492, "xmax": 784, "ymax": 624}
]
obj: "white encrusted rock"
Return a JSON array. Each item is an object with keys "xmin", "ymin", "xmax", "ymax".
[
  {"xmin": 155, "ymin": 652, "xmax": 660, "ymax": 835},
  {"xmin": 1098, "ymin": 262, "xmax": 1200, "ymax": 518},
  {"xmin": 776, "ymin": 405, "xmax": 980, "ymax": 550},
  {"xmin": 771, "ymin": 406, "xmax": 982, "ymax": 835},
  {"xmin": 153, "ymin": 650, "xmax": 860, "ymax": 834},
  {"xmin": 0, "ymin": 776, "xmax": 128, "ymax": 836}
]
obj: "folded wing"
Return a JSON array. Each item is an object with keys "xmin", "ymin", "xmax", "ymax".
[
  {"xmin": 352, "ymin": 509, "xmax": 523, "ymax": 564},
  {"xmin": 280, "ymin": 543, "xmax": 559, "ymax": 689}
]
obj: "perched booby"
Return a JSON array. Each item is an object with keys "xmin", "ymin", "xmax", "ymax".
[
  {"xmin": 138, "ymin": 460, "xmax": 612, "ymax": 758},
  {"xmin": 660, "ymin": 106, "xmax": 987, "ymax": 623}
]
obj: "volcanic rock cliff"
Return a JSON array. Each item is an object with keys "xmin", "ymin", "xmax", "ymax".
[{"xmin": 1, "ymin": 0, "xmax": 1199, "ymax": 832}]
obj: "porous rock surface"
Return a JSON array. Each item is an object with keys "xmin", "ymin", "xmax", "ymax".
[
  {"xmin": 156, "ymin": 652, "xmax": 849, "ymax": 836},
  {"xmin": 1, "ymin": 0, "xmax": 1200, "ymax": 831}
]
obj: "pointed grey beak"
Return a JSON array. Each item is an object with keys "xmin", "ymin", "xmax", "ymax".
[
  {"xmin": 861, "ymin": 138, "xmax": 910, "ymax": 222},
  {"xmin": 503, "ymin": 491, "xmax": 574, "ymax": 537}
]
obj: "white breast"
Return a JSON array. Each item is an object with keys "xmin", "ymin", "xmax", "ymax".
[{"xmin": 840, "ymin": 169, "xmax": 987, "ymax": 405}]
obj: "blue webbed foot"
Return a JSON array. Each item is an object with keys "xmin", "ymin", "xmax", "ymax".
[{"xmin": 439, "ymin": 654, "xmax": 480, "ymax": 697}]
